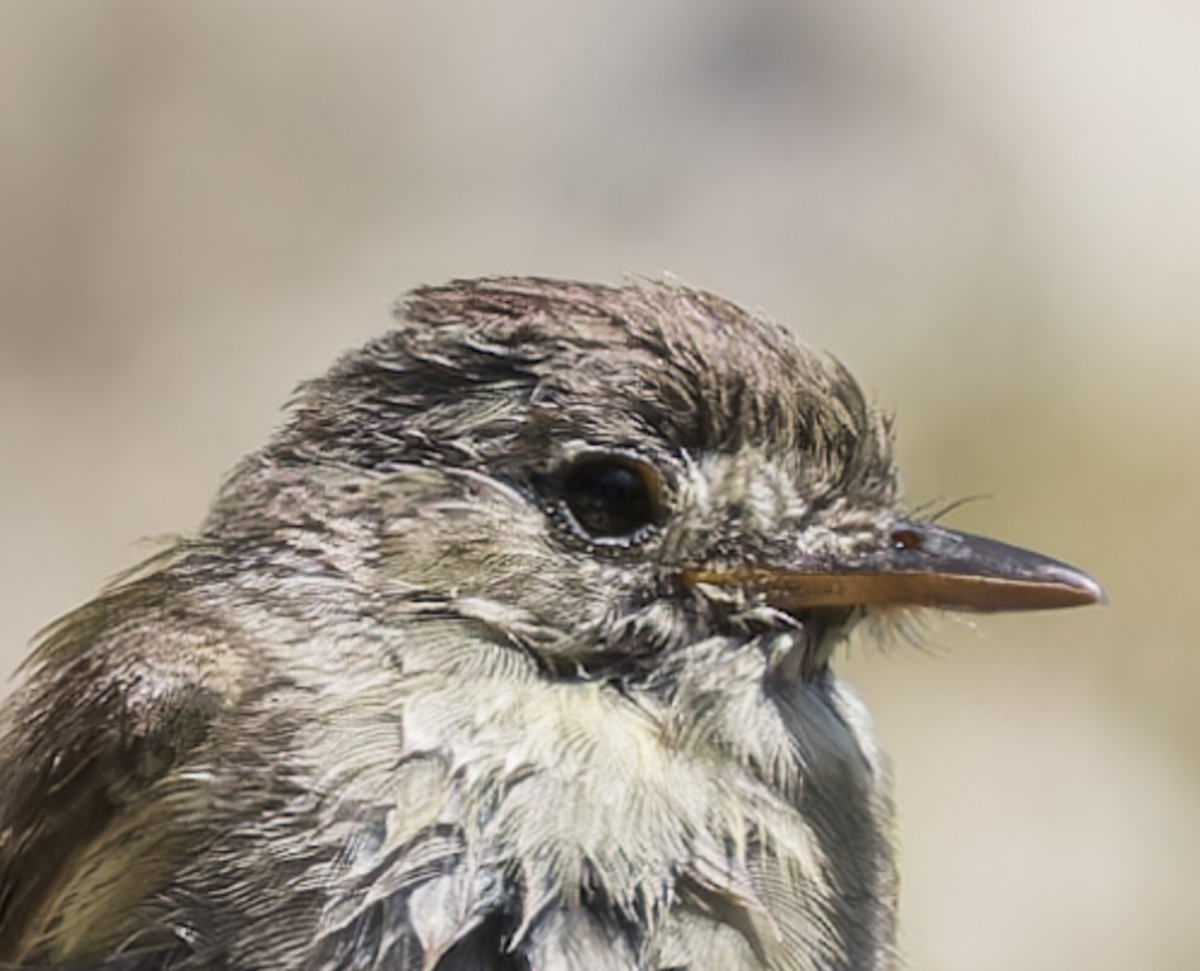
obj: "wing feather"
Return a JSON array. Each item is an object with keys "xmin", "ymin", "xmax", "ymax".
[{"xmin": 0, "ymin": 567, "xmax": 249, "ymax": 965}]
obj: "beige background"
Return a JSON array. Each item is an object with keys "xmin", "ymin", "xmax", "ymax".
[{"xmin": 1, "ymin": 2, "xmax": 1197, "ymax": 969}]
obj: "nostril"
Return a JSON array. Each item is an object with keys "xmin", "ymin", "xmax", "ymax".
[{"xmin": 890, "ymin": 527, "xmax": 923, "ymax": 551}]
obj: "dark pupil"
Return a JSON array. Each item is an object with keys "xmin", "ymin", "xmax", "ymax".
[{"xmin": 564, "ymin": 460, "xmax": 654, "ymax": 538}]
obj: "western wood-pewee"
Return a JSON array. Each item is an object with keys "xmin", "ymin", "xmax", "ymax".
[{"xmin": 0, "ymin": 278, "xmax": 1102, "ymax": 970}]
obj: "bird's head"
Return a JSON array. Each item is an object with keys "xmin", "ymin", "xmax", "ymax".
[{"xmin": 210, "ymin": 277, "xmax": 1101, "ymax": 679}]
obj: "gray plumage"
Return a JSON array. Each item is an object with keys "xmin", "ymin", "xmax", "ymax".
[{"xmin": 0, "ymin": 278, "xmax": 1101, "ymax": 970}]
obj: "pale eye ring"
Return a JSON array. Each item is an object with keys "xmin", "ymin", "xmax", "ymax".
[{"xmin": 560, "ymin": 455, "xmax": 664, "ymax": 543}]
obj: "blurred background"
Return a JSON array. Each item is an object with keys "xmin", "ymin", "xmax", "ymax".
[{"xmin": 1, "ymin": 2, "xmax": 1196, "ymax": 968}]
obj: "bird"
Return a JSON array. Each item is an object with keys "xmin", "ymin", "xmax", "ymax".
[{"xmin": 0, "ymin": 277, "xmax": 1103, "ymax": 971}]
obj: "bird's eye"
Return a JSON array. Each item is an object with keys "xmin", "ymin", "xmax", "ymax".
[{"xmin": 561, "ymin": 456, "xmax": 663, "ymax": 542}]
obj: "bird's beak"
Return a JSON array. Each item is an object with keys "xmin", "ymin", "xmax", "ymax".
[{"xmin": 683, "ymin": 520, "xmax": 1105, "ymax": 612}]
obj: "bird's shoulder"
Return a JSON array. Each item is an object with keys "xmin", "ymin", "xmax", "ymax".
[{"xmin": 0, "ymin": 555, "xmax": 256, "ymax": 965}]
